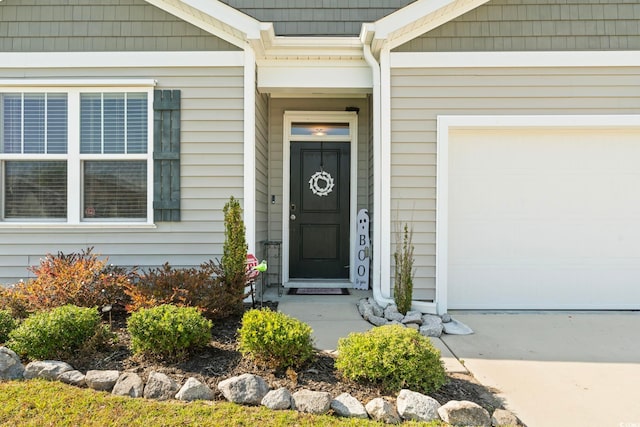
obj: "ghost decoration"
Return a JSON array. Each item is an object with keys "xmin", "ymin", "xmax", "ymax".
[{"xmin": 354, "ymin": 209, "xmax": 370, "ymax": 290}]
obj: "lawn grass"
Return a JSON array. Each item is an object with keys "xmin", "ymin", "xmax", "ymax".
[{"xmin": 0, "ymin": 380, "xmax": 446, "ymax": 426}]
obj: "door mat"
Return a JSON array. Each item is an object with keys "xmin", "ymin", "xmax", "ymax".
[{"xmin": 287, "ymin": 287, "xmax": 350, "ymax": 296}]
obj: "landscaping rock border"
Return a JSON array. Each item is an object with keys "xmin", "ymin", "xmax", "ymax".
[
  {"xmin": 357, "ymin": 298, "xmax": 473, "ymax": 337},
  {"xmin": 0, "ymin": 346, "xmax": 523, "ymax": 426}
]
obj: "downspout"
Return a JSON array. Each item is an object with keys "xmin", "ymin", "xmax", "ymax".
[
  {"xmin": 362, "ymin": 35, "xmax": 395, "ymax": 308},
  {"xmin": 243, "ymin": 47, "xmax": 257, "ymax": 254}
]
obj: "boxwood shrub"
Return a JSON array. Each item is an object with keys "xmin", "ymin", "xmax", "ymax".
[
  {"xmin": 127, "ymin": 304, "xmax": 212, "ymax": 361},
  {"xmin": 0, "ymin": 309, "xmax": 17, "ymax": 344},
  {"xmin": 238, "ymin": 308, "xmax": 314, "ymax": 370},
  {"xmin": 7, "ymin": 305, "xmax": 106, "ymax": 360},
  {"xmin": 335, "ymin": 324, "xmax": 447, "ymax": 394}
]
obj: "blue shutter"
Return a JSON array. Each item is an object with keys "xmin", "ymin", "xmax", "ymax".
[{"xmin": 153, "ymin": 90, "xmax": 181, "ymax": 222}]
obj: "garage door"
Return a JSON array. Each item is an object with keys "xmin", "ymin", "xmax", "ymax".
[{"xmin": 448, "ymin": 127, "xmax": 640, "ymax": 309}]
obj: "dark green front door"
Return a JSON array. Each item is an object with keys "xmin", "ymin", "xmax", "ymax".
[{"xmin": 289, "ymin": 141, "xmax": 350, "ymax": 279}]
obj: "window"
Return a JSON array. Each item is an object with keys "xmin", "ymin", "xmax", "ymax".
[
  {"xmin": 4, "ymin": 161, "xmax": 67, "ymax": 219},
  {"xmin": 0, "ymin": 87, "xmax": 153, "ymax": 224}
]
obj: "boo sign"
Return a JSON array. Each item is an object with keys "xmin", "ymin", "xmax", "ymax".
[{"xmin": 353, "ymin": 209, "xmax": 370, "ymax": 290}]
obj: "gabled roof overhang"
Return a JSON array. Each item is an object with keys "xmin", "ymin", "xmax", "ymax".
[
  {"xmin": 144, "ymin": 0, "xmax": 493, "ymax": 97},
  {"xmin": 146, "ymin": 0, "xmax": 490, "ymax": 61},
  {"xmin": 145, "ymin": 0, "xmax": 365, "ymax": 61},
  {"xmin": 364, "ymin": 0, "xmax": 491, "ymax": 56},
  {"xmin": 145, "ymin": 0, "xmax": 263, "ymax": 49}
]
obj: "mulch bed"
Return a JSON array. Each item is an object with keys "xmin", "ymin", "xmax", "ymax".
[{"xmin": 66, "ymin": 303, "xmax": 504, "ymax": 413}]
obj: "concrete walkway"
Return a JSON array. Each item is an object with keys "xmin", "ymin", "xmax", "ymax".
[
  {"xmin": 442, "ymin": 312, "xmax": 640, "ymax": 427},
  {"xmin": 265, "ymin": 286, "xmax": 640, "ymax": 426}
]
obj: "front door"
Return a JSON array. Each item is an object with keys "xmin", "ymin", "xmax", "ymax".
[{"xmin": 289, "ymin": 141, "xmax": 350, "ymax": 278}]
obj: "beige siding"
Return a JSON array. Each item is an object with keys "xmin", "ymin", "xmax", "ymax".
[
  {"xmin": 267, "ymin": 98, "xmax": 371, "ymax": 244},
  {"xmin": 255, "ymin": 89, "xmax": 269, "ymax": 259},
  {"xmin": 395, "ymin": 0, "xmax": 640, "ymax": 52},
  {"xmin": 390, "ymin": 65, "xmax": 640, "ymax": 301},
  {"xmin": 0, "ymin": 66, "xmax": 244, "ymax": 284},
  {"xmin": 0, "ymin": 0, "xmax": 238, "ymax": 52}
]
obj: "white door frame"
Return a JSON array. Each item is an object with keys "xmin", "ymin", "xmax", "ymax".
[{"xmin": 282, "ymin": 111, "xmax": 358, "ymax": 286}]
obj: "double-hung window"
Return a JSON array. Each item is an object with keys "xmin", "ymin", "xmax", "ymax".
[{"xmin": 0, "ymin": 83, "xmax": 154, "ymax": 225}]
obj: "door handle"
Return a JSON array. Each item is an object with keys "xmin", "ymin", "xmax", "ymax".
[{"xmin": 290, "ymin": 214, "xmax": 296, "ymax": 221}]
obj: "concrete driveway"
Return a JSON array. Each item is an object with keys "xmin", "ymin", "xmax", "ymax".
[{"xmin": 441, "ymin": 312, "xmax": 640, "ymax": 427}]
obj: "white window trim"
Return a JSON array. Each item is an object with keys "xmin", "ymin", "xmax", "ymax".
[
  {"xmin": 436, "ymin": 114, "xmax": 640, "ymax": 314},
  {"xmin": 0, "ymin": 82, "xmax": 156, "ymax": 228},
  {"xmin": 282, "ymin": 111, "xmax": 358, "ymax": 286}
]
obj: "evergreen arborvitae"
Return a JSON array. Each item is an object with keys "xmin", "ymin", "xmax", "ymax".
[{"xmin": 222, "ymin": 196, "xmax": 248, "ymax": 303}]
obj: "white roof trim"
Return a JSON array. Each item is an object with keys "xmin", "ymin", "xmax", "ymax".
[
  {"xmin": 0, "ymin": 78, "xmax": 157, "ymax": 87},
  {"xmin": 145, "ymin": 1, "xmax": 364, "ymax": 60},
  {"xmin": 370, "ymin": 0, "xmax": 490, "ymax": 53},
  {"xmin": 262, "ymin": 37, "xmax": 364, "ymax": 60},
  {"xmin": 145, "ymin": 0, "xmax": 262, "ymax": 49},
  {"xmin": 142, "ymin": 0, "xmax": 493, "ymax": 60},
  {"xmin": 391, "ymin": 51, "xmax": 640, "ymax": 68},
  {"xmin": 0, "ymin": 51, "xmax": 244, "ymax": 68}
]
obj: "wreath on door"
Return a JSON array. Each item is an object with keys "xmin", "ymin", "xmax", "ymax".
[{"xmin": 308, "ymin": 170, "xmax": 334, "ymax": 197}]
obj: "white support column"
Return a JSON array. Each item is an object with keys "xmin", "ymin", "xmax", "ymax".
[
  {"xmin": 243, "ymin": 48, "xmax": 257, "ymax": 254},
  {"xmin": 379, "ymin": 45, "xmax": 393, "ymax": 299}
]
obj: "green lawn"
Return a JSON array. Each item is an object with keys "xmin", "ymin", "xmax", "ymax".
[{"xmin": 0, "ymin": 380, "xmax": 445, "ymax": 426}]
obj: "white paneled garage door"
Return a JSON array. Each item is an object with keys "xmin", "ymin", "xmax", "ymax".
[{"xmin": 447, "ymin": 126, "xmax": 640, "ymax": 309}]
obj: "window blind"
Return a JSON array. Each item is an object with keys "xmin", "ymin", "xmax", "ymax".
[
  {"xmin": 1, "ymin": 93, "xmax": 68, "ymax": 154},
  {"xmin": 4, "ymin": 161, "xmax": 67, "ymax": 219},
  {"xmin": 80, "ymin": 92, "xmax": 147, "ymax": 154},
  {"xmin": 83, "ymin": 160, "xmax": 147, "ymax": 219}
]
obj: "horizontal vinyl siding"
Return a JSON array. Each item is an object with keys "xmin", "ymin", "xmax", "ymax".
[
  {"xmin": 390, "ymin": 65, "xmax": 640, "ymax": 301},
  {"xmin": 395, "ymin": 0, "xmax": 640, "ymax": 52},
  {"xmin": 0, "ymin": 66, "xmax": 244, "ymax": 284},
  {"xmin": 0, "ymin": 0, "xmax": 238, "ymax": 52}
]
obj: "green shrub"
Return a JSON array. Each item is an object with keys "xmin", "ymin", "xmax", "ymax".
[
  {"xmin": 0, "ymin": 309, "xmax": 18, "ymax": 344},
  {"xmin": 127, "ymin": 304, "xmax": 212, "ymax": 361},
  {"xmin": 238, "ymin": 308, "xmax": 314, "ymax": 370},
  {"xmin": 7, "ymin": 305, "xmax": 107, "ymax": 360},
  {"xmin": 335, "ymin": 324, "xmax": 446, "ymax": 394},
  {"xmin": 2, "ymin": 248, "xmax": 132, "ymax": 315}
]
